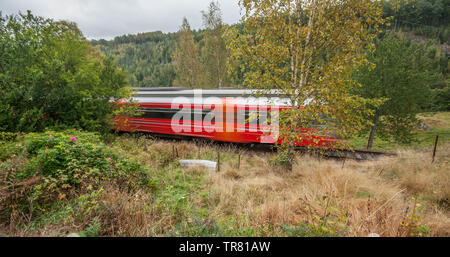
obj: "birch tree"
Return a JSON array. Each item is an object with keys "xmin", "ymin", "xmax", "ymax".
[
  {"xmin": 202, "ymin": 1, "xmax": 229, "ymax": 88},
  {"xmin": 173, "ymin": 18, "xmax": 203, "ymax": 88},
  {"xmin": 226, "ymin": 0, "xmax": 386, "ymax": 169}
]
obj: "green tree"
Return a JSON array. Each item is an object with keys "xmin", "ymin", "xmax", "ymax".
[
  {"xmin": 227, "ymin": 0, "xmax": 385, "ymax": 170},
  {"xmin": 382, "ymin": 0, "xmax": 450, "ymax": 43},
  {"xmin": 202, "ymin": 1, "xmax": 229, "ymax": 88},
  {"xmin": 173, "ymin": 18, "xmax": 204, "ymax": 88},
  {"xmin": 0, "ymin": 11, "xmax": 130, "ymax": 133},
  {"xmin": 355, "ymin": 34, "xmax": 442, "ymax": 148}
]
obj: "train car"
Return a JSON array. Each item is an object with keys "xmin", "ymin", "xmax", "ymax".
[{"xmin": 113, "ymin": 87, "xmax": 336, "ymax": 148}]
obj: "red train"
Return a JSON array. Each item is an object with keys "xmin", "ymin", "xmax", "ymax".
[{"xmin": 113, "ymin": 88, "xmax": 336, "ymax": 148}]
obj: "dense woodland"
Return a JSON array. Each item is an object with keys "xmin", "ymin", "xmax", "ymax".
[{"xmin": 92, "ymin": 31, "xmax": 178, "ymax": 87}]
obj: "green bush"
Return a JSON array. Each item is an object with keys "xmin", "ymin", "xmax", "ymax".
[
  {"xmin": 0, "ymin": 11, "xmax": 130, "ymax": 134},
  {"xmin": 0, "ymin": 131, "xmax": 148, "ymax": 222},
  {"xmin": 24, "ymin": 130, "xmax": 104, "ymax": 155},
  {"xmin": 0, "ymin": 132, "xmax": 17, "ymax": 141},
  {"xmin": 0, "ymin": 141, "xmax": 23, "ymax": 162}
]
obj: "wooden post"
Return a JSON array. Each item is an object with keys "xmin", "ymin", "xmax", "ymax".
[
  {"xmin": 432, "ymin": 135, "xmax": 439, "ymax": 164},
  {"xmin": 237, "ymin": 154, "xmax": 241, "ymax": 169},
  {"xmin": 217, "ymin": 151, "xmax": 221, "ymax": 172}
]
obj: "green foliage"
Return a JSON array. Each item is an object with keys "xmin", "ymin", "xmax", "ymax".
[
  {"xmin": 24, "ymin": 188, "xmax": 104, "ymax": 234},
  {"xmin": 0, "ymin": 141, "xmax": 23, "ymax": 162},
  {"xmin": 201, "ymin": 1, "xmax": 230, "ymax": 88},
  {"xmin": 349, "ymin": 111, "xmax": 450, "ymax": 150},
  {"xmin": 0, "ymin": 131, "xmax": 147, "ymax": 222},
  {"xmin": 400, "ymin": 199, "xmax": 431, "ymax": 237},
  {"xmin": 23, "ymin": 130, "xmax": 103, "ymax": 155},
  {"xmin": 354, "ymin": 34, "xmax": 442, "ymax": 144},
  {"xmin": 430, "ymin": 78, "xmax": 450, "ymax": 112},
  {"xmin": 79, "ymin": 219, "xmax": 103, "ymax": 237},
  {"xmin": 382, "ymin": 0, "xmax": 450, "ymax": 43},
  {"xmin": 269, "ymin": 147, "xmax": 294, "ymax": 168},
  {"xmin": 172, "ymin": 18, "xmax": 204, "ymax": 88},
  {"xmin": 0, "ymin": 11, "xmax": 129, "ymax": 134},
  {"xmin": 0, "ymin": 132, "xmax": 17, "ymax": 142},
  {"xmin": 149, "ymin": 164, "xmax": 205, "ymax": 218},
  {"xmin": 382, "ymin": 1, "xmax": 450, "ymax": 113},
  {"xmin": 277, "ymin": 197, "xmax": 350, "ymax": 236},
  {"xmin": 227, "ymin": 0, "xmax": 386, "ymax": 168}
]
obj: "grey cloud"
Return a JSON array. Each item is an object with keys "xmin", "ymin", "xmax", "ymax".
[{"xmin": 0, "ymin": 0, "xmax": 241, "ymax": 39}]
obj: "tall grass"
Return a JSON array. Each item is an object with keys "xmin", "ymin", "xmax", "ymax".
[{"xmin": 1, "ymin": 131, "xmax": 448, "ymax": 236}]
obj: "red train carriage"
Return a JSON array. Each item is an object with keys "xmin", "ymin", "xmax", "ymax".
[{"xmin": 113, "ymin": 88, "xmax": 336, "ymax": 148}]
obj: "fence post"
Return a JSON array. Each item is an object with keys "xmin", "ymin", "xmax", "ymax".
[
  {"xmin": 237, "ymin": 153, "xmax": 241, "ymax": 169},
  {"xmin": 217, "ymin": 151, "xmax": 221, "ymax": 172},
  {"xmin": 432, "ymin": 135, "xmax": 439, "ymax": 164}
]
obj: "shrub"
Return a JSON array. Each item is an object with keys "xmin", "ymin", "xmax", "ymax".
[
  {"xmin": 0, "ymin": 11, "xmax": 130, "ymax": 134},
  {"xmin": 0, "ymin": 131, "xmax": 148, "ymax": 224},
  {"xmin": 0, "ymin": 132, "xmax": 17, "ymax": 141}
]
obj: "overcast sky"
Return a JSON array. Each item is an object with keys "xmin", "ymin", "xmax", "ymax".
[{"xmin": 1, "ymin": 0, "xmax": 242, "ymax": 39}]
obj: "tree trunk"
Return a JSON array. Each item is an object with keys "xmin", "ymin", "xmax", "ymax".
[
  {"xmin": 287, "ymin": 140, "xmax": 294, "ymax": 172},
  {"xmin": 286, "ymin": 97, "xmax": 297, "ymax": 172},
  {"xmin": 367, "ymin": 111, "xmax": 380, "ymax": 150}
]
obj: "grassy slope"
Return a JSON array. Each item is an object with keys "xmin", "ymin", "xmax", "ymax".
[
  {"xmin": 1, "ymin": 112, "xmax": 449, "ymax": 237},
  {"xmin": 350, "ymin": 112, "xmax": 450, "ymax": 151}
]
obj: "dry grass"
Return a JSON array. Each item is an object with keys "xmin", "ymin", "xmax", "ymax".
[
  {"xmin": 418, "ymin": 112, "xmax": 450, "ymax": 131},
  {"xmin": 12, "ymin": 186, "xmax": 158, "ymax": 237},
  {"xmin": 3, "ymin": 132, "xmax": 448, "ymax": 237},
  {"xmin": 197, "ymin": 142, "xmax": 450, "ymax": 236}
]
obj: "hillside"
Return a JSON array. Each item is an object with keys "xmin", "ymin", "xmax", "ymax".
[
  {"xmin": 91, "ymin": 31, "xmax": 179, "ymax": 88},
  {"xmin": 351, "ymin": 112, "xmax": 450, "ymax": 150}
]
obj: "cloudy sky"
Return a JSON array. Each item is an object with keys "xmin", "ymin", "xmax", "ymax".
[{"xmin": 1, "ymin": 0, "xmax": 242, "ymax": 39}]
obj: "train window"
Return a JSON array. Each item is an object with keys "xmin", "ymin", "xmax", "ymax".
[
  {"xmin": 136, "ymin": 107, "xmax": 213, "ymax": 122},
  {"xmin": 190, "ymin": 109, "xmax": 213, "ymax": 122},
  {"xmin": 136, "ymin": 107, "xmax": 179, "ymax": 120}
]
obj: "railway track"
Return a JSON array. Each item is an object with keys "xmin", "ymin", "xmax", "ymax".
[
  {"xmin": 297, "ymin": 147, "xmax": 397, "ymax": 161},
  {"xmin": 122, "ymin": 131, "xmax": 397, "ymax": 161}
]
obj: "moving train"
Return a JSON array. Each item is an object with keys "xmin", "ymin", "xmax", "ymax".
[{"xmin": 113, "ymin": 88, "xmax": 337, "ymax": 148}]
